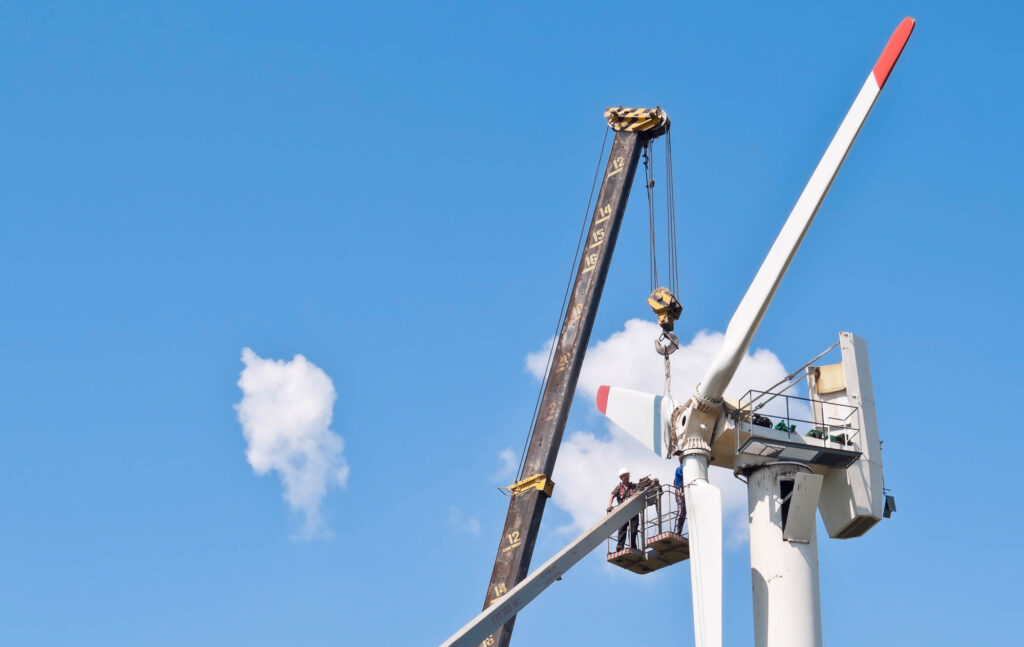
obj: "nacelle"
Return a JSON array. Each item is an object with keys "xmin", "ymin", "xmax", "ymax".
[{"xmin": 808, "ymin": 332, "xmax": 885, "ymax": 538}]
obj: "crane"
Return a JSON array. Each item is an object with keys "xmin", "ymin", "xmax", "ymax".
[{"xmin": 479, "ymin": 106, "xmax": 671, "ymax": 647}]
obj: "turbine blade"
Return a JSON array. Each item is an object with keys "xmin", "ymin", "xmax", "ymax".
[
  {"xmin": 596, "ymin": 385, "xmax": 672, "ymax": 458},
  {"xmin": 686, "ymin": 479, "xmax": 723, "ymax": 647},
  {"xmin": 699, "ymin": 17, "xmax": 916, "ymax": 401}
]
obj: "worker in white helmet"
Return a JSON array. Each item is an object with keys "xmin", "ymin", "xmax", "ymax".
[{"xmin": 607, "ymin": 467, "xmax": 639, "ymax": 551}]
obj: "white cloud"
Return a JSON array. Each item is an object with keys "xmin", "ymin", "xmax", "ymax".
[
  {"xmin": 449, "ymin": 506, "xmax": 482, "ymax": 536},
  {"xmin": 235, "ymin": 347, "xmax": 349, "ymax": 540},
  {"xmin": 494, "ymin": 448, "xmax": 518, "ymax": 483},
  {"xmin": 528, "ymin": 319, "xmax": 796, "ymax": 548}
]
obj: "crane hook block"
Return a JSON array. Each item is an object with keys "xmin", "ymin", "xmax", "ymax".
[{"xmin": 648, "ymin": 287, "xmax": 683, "ymax": 332}]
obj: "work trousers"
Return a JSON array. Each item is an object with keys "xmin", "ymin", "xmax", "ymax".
[
  {"xmin": 674, "ymin": 490, "xmax": 687, "ymax": 534},
  {"xmin": 616, "ymin": 516, "xmax": 639, "ymax": 551}
]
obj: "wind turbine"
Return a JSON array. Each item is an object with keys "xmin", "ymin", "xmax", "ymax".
[{"xmin": 597, "ymin": 17, "xmax": 914, "ymax": 647}]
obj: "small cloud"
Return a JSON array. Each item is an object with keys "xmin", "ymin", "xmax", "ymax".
[
  {"xmin": 524, "ymin": 337, "xmax": 554, "ymax": 380},
  {"xmin": 448, "ymin": 506, "xmax": 481, "ymax": 536},
  {"xmin": 494, "ymin": 448, "xmax": 518, "ymax": 483},
  {"xmin": 235, "ymin": 347, "xmax": 349, "ymax": 540}
]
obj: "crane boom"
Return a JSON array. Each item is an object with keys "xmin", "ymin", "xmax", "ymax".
[
  {"xmin": 480, "ymin": 107, "xmax": 669, "ymax": 647},
  {"xmin": 446, "ymin": 487, "xmax": 654, "ymax": 647}
]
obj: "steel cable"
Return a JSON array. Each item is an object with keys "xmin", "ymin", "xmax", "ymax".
[
  {"xmin": 516, "ymin": 127, "xmax": 610, "ymax": 482},
  {"xmin": 644, "ymin": 141, "xmax": 659, "ymax": 291},
  {"xmin": 665, "ymin": 131, "xmax": 679, "ymax": 296}
]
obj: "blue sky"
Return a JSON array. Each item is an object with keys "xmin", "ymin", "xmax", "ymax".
[{"xmin": 1, "ymin": 2, "xmax": 1021, "ymax": 646}]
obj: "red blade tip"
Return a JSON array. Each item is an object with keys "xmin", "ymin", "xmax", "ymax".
[
  {"xmin": 872, "ymin": 17, "xmax": 916, "ymax": 88},
  {"xmin": 596, "ymin": 385, "xmax": 609, "ymax": 414}
]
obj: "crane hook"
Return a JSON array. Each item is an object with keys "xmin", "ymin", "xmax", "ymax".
[{"xmin": 655, "ymin": 331, "xmax": 679, "ymax": 356}]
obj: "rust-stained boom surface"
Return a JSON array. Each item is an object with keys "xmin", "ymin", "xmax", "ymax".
[{"xmin": 479, "ymin": 108, "xmax": 669, "ymax": 647}]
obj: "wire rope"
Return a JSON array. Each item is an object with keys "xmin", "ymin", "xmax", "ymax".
[
  {"xmin": 516, "ymin": 127, "xmax": 610, "ymax": 482},
  {"xmin": 665, "ymin": 130, "xmax": 679, "ymax": 296},
  {"xmin": 643, "ymin": 141, "xmax": 659, "ymax": 291}
]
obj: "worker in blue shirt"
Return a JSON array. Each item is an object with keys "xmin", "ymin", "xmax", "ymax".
[{"xmin": 673, "ymin": 454, "xmax": 687, "ymax": 535}]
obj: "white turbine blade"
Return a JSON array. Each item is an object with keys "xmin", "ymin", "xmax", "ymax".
[
  {"xmin": 595, "ymin": 385, "xmax": 673, "ymax": 458},
  {"xmin": 699, "ymin": 17, "xmax": 916, "ymax": 401},
  {"xmin": 686, "ymin": 479, "xmax": 723, "ymax": 647}
]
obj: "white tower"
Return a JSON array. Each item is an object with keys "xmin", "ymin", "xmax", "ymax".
[{"xmin": 747, "ymin": 463, "xmax": 823, "ymax": 647}]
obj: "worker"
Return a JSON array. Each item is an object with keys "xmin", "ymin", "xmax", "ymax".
[
  {"xmin": 607, "ymin": 467, "xmax": 639, "ymax": 551},
  {"xmin": 673, "ymin": 454, "xmax": 687, "ymax": 534}
]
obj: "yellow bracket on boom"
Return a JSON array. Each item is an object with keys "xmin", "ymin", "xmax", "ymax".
[
  {"xmin": 605, "ymin": 106, "xmax": 670, "ymax": 135},
  {"xmin": 508, "ymin": 473, "xmax": 554, "ymax": 497}
]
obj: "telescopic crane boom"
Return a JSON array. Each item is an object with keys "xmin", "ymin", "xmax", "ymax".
[
  {"xmin": 480, "ymin": 107, "xmax": 669, "ymax": 647},
  {"xmin": 448, "ymin": 485, "xmax": 658, "ymax": 647}
]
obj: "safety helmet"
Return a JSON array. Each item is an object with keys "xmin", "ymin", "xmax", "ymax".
[{"xmin": 618, "ymin": 467, "xmax": 629, "ymax": 477}]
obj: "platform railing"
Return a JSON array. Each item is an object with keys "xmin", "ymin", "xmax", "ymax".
[
  {"xmin": 738, "ymin": 389, "xmax": 862, "ymax": 452},
  {"xmin": 605, "ymin": 484, "xmax": 686, "ymax": 555}
]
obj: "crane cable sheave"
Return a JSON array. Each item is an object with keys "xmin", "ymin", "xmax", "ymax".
[{"xmin": 605, "ymin": 106, "xmax": 670, "ymax": 138}]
